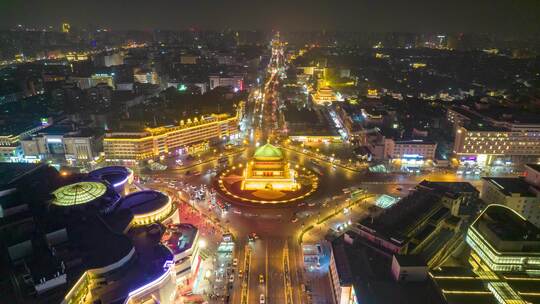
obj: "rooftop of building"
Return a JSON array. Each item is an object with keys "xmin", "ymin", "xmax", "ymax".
[
  {"xmin": 482, "ymin": 177, "xmax": 539, "ymax": 197},
  {"xmin": 394, "ymin": 254, "xmax": 427, "ymax": 267},
  {"xmin": 51, "ymin": 181, "xmax": 108, "ymax": 207},
  {"xmin": 417, "ymin": 180, "xmax": 479, "ymax": 195},
  {"xmin": 253, "ymin": 143, "xmax": 283, "ymax": 160},
  {"xmin": 525, "ymin": 163, "xmax": 540, "ymax": 173},
  {"xmin": 359, "ymin": 189, "xmax": 442, "ymax": 244},
  {"xmin": 119, "ymin": 190, "xmax": 170, "ymax": 216},
  {"xmin": 332, "ymin": 235, "xmax": 445, "ymax": 304},
  {"xmin": 472, "ymin": 205, "xmax": 540, "ymax": 245},
  {"xmin": 89, "ymin": 166, "xmax": 132, "ymax": 187},
  {"xmin": 0, "ymin": 119, "xmax": 44, "ymax": 137},
  {"xmin": 394, "ymin": 139, "xmax": 437, "ymax": 145},
  {"xmin": 0, "ymin": 162, "xmax": 47, "ymax": 188},
  {"xmin": 462, "ymin": 120, "xmax": 508, "ymax": 132},
  {"xmin": 161, "ymin": 223, "xmax": 198, "ymax": 256},
  {"xmin": 283, "ymin": 105, "xmax": 321, "ymax": 125}
]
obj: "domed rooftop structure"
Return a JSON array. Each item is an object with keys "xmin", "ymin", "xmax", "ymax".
[
  {"xmin": 52, "ymin": 182, "xmax": 107, "ymax": 207},
  {"xmin": 120, "ymin": 190, "xmax": 177, "ymax": 226},
  {"xmin": 88, "ymin": 166, "xmax": 133, "ymax": 195},
  {"xmin": 253, "ymin": 143, "xmax": 283, "ymax": 161}
]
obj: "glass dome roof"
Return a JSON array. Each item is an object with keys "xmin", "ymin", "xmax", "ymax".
[{"xmin": 52, "ymin": 182, "xmax": 107, "ymax": 207}]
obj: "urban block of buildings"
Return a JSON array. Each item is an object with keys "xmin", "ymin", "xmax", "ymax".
[
  {"xmin": 104, "ymin": 112, "xmax": 241, "ymax": 163},
  {"xmin": 0, "ymin": 164, "xmax": 203, "ymax": 304}
]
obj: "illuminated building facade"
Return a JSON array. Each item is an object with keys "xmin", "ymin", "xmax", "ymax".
[
  {"xmin": 384, "ymin": 139, "xmax": 437, "ymax": 164},
  {"xmin": 133, "ymin": 70, "xmax": 159, "ymax": 84},
  {"xmin": 65, "ymin": 52, "xmax": 88, "ymax": 62},
  {"xmin": 161, "ymin": 224, "xmax": 202, "ymax": 285},
  {"xmin": 209, "ymin": 75, "xmax": 243, "ymax": 91},
  {"xmin": 70, "ymin": 74, "xmax": 114, "ymax": 90},
  {"xmin": 61, "ymin": 23, "xmax": 70, "ymax": 33},
  {"xmin": 453, "ymin": 125, "xmax": 540, "ymax": 167},
  {"xmin": 328, "ymin": 243, "xmax": 359, "ymax": 304},
  {"xmin": 466, "ymin": 204, "xmax": 540, "ymax": 274},
  {"xmin": 311, "ymin": 86, "xmax": 337, "ymax": 105},
  {"xmin": 104, "ymin": 113, "xmax": 240, "ymax": 162},
  {"xmin": 120, "ymin": 190, "xmax": 178, "ymax": 227},
  {"xmin": 448, "ymin": 105, "xmax": 540, "ymax": 167},
  {"xmin": 0, "ymin": 121, "xmax": 51, "ymax": 162},
  {"xmin": 242, "ymin": 144, "xmax": 298, "ymax": 191},
  {"xmin": 432, "ymin": 204, "xmax": 540, "ymax": 304},
  {"xmin": 21, "ymin": 132, "xmax": 101, "ymax": 164},
  {"xmin": 366, "ymin": 88, "xmax": 380, "ymax": 98},
  {"xmin": 123, "ymin": 266, "xmax": 177, "ymax": 304}
]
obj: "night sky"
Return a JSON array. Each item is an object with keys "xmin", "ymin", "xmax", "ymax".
[{"xmin": 1, "ymin": 0, "xmax": 540, "ymax": 34}]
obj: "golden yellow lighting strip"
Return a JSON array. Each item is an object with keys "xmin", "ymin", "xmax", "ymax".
[
  {"xmin": 217, "ymin": 171, "xmax": 318, "ymax": 204},
  {"xmin": 441, "ymin": 290, "xmax": 491, "ymax": 295}
]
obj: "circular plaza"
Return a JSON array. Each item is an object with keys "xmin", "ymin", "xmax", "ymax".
[{"xmin": 215, "ymin": 143, "xmax": 319, "ymax": 205}]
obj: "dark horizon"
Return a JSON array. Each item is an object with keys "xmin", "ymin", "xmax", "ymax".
[{"xmin": 2, "ymin": 0, "xmax": 540, "ymax": 35}]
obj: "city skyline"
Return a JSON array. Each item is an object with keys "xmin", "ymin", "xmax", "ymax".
[
  {"xmin": 2, "ymin": 4, "xmax": 540, "ymax": 304},
  {"xmin": 1, "ymin": 0, "xmax": 540, "ymax": 35}
]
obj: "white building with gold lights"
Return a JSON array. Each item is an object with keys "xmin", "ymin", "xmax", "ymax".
[{"xmin": 103, "ymin": 112, "xmax": 240, "ymax": 162}]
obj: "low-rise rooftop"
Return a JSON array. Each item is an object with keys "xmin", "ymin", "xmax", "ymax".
[{"xmin": 482, "ymin": 177, "xmax": 539, "ymax": 197}]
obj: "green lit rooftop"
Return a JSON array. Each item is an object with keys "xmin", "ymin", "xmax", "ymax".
[
  {"xmin": 253, "ymin": 143, "xmax": 283, "ymax": 160},
  {"xmin": 52, "ymin": 182, "xmax": 107, "ymax": 207}
]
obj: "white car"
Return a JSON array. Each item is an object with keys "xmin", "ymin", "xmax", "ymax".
[
  {"xmin": 229, "ymin": 274, "xmax": 234, "ymax": 283},
  {"xmin": 260, "ymin": 294, "xmax": 265, "ymax": 304}
]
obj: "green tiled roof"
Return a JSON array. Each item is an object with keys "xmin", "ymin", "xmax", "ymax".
[{"xmin": 253, "ymin": 143, "xmax": 283, "ymax": 160}]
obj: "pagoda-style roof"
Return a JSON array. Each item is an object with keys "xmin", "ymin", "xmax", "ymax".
[{"xmin": 253, "ymin": 143, "xmax": 284, "ymax": 161}]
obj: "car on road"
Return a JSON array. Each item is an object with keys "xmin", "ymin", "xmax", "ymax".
[
  {"xmin": 291, "ymin": 217, "xmax": 299, "ymax": 223},
  {"xmin": 260, "ymin": 294, "xmax": 265, "ymax": 304},
  {"xmin": 193, "ymin": 171, "xmax": 201, "ymax": 176},
  {"xmin": 259, "ymin": 274, "xmax": 264, "ymax": 284},
  {"xmin": 238, "ymin": 269, "xmax": 243, "ymax": 278},
  {"xmin": 229, "ymin": 274, "xmax": 234, "ymax": 283},
  {"xmin": 308, "ymin": 202, "xmax": 316, "ymax": 207},
  {"xmin": 396, "ymin": 187, "xmax": 403, "ymax": 191},
  {"xmin": 298, "ymin": 202, "xmax": 306, "ymax": 207},
  {"xmin": 233, "ymin": 258, "xmax": 238, "ymax": 266}
]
